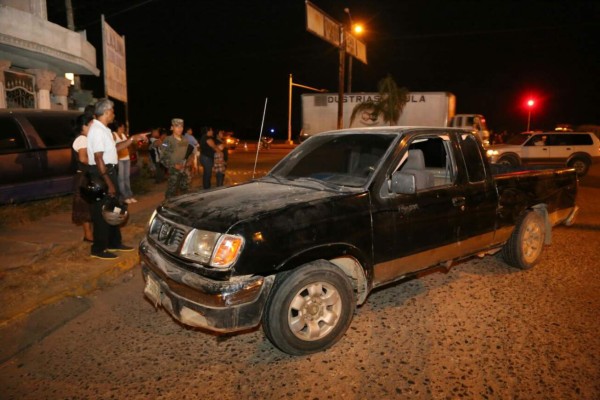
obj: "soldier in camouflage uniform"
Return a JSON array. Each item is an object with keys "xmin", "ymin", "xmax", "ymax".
[{"xmin": 161, "ymin": 118, "xmax": 192, "ymax": 198}]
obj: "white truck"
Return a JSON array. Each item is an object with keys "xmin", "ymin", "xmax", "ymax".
[{"xmin": 300, "ymin": 92, "xmax": 490, "ymax": 144}]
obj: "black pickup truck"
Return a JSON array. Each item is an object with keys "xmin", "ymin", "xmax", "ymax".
[{"xmin": 140, "ymin": 127, "xmax": 578, "ymax": 355}]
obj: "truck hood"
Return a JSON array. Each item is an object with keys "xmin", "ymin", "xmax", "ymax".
[{"xmin": 158, "ymin": 179, "xmax": 350, "ymax": 232}]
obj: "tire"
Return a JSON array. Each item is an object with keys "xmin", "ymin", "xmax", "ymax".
[
  {"xmin": 497, "ymin": 154, "xmax": 519, "ymax": 167},
  {"xmin": 502, "ymin": 211, "xmax": 545, "ymax": 270},
  {"xmin": 568, "ymin": 157, "xmax": 590, "ymax": 176},
  {"xmin": 262, "ymin": 260, "xmax": 355, "ymax": 355}
]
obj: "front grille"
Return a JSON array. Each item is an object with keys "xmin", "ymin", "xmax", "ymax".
[{"xmin": 149, "ymin": 216, "xmax": 191, "ymax": 253}]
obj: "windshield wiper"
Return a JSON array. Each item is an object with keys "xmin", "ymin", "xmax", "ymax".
[{"xmin": 264, "ymin": 174, "xmax": 289, "ymax": 185}]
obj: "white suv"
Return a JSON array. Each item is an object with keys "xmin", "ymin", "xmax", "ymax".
[{"xmin": 486, "ymin": 131, "xmax": 600, "ymax": 175}]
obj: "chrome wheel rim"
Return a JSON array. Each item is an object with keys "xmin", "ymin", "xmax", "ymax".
[
  {"xmin": 522, "ymin": 219, "xmax": 543, "ymax": 263},
  {"xmin": 288, "ymin": 282, "xmax": 342, "ymax": 341}
]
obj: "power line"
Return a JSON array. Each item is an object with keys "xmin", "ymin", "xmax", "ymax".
[
  {"xmin": 77, "ymin": 0, "xmax": 160, "ymax": 29},
  {"xmin": 383, "ymin": 21, "xmax": 600, "ymax": 41}
]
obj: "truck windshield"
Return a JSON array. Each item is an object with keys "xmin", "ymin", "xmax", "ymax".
[{"xmin": 269, "ymin": 133, "xmax": 397, "ymax": 188}]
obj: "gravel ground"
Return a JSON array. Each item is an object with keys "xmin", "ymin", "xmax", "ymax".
[{"xmin": 1, "ymin": 169, "xmax": 598, "ymax": 399}]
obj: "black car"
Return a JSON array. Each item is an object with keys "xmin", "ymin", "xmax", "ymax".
[{"xmin": 0, "ymin": 109, "xmax": 81, "ymax": 203}]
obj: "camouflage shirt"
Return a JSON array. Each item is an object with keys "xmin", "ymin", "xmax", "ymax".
[{"xmin": 161, "ymin": 135, "xmax": 190, "ymax": 168}]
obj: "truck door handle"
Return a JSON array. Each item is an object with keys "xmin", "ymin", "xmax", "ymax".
[{"xmin": 452, "ymin": 196, "xmax": 465, "ymax": 208}]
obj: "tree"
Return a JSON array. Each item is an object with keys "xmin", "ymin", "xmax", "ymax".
[{"xmin": 350, "ymin": 75, "xmax": 409, "ymax": 127}]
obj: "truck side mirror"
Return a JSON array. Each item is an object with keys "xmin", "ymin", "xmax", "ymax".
[{"xmin": 390, "ymin": 171, "xmax": 416, "ymax": 195}]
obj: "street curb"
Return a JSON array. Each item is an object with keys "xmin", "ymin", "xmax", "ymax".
[{"xmin": 0, "ymin": 251, "xmax": 140, "ymax": 328}]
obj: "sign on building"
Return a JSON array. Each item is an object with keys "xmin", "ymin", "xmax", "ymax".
[{"xmin": 101, "ymin": 16, "xmax": 128, "ymax": 103}]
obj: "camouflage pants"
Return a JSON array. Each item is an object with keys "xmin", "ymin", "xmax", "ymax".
[{"xmin": 165, "ymin": 168, "xmax": 190, "ymax": 198}]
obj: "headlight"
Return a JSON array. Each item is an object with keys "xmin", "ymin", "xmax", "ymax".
[
  {"xmin": 486, "ymin": 149, "xmax": 499, "ymax": 157},
  {"xmin": 180, "ymin": 229, "xmax": 244, "ymax": 268}
]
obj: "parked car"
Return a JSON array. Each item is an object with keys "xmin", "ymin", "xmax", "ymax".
[
  {"xmin": 223, "ymin": 132, "xmax": 239, "ymax": 150},
  {"xmin": 140, "ymin": 127, "xmax": 578, "ymax": 355},
  {"xmin": 0, "ymin": 109, "xmax": 82, "ymax": 203},
  {"xmin": 486, "ymin": 131, "xmax": 600, "ymax": 175}
]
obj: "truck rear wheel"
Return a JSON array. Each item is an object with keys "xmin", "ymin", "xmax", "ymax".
[
  {"xmin": 262, "ymin": 260, "xmax": 355, "ymax": 355},
  {"xmin": 502, "ymin": 211, "xmax": 545, "ymax": 270}
]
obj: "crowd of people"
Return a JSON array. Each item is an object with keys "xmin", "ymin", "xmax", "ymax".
[
  {"xmin": 147, "ymin": 121, "xmax": 229, "ymax": 198},
  {"xmin": 71, "ymin": 101, "xmax": 231, "ymax": 259}
]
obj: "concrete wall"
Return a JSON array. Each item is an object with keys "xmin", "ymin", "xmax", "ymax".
[{"xmin": 0, "ymin": 4, "xmax": 98, "ymax": 75}]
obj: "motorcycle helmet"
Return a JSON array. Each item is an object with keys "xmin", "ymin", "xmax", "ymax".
[
  {"xmin": 80, "ymin": 174, "xmax": 107, "ymax": 202},
  {"xmin": 102, "ymin": 196, "xmax": 129, "ymax": 226}
]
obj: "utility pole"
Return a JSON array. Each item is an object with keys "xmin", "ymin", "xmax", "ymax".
[
  {"xmin": 305, "ymin": 1, "xmax": 367, "ymax": 130},
  {"xmin": 288, "ymin": 74, "xmax": 327, "ymax": 144},
  {"xmin": 65, "ymin": 0, "xmax": 75, "ymax": 30},
  {"xmin": 344, "ymin": 8, "xmax": 353, "ymax": 93},
  {"xmin": 337, "ymin": 25, "xmax": 345, "ymax": 129},
  {"xmin": 65, "ymin": 0, "xmax": 81, "ymax": 89}
]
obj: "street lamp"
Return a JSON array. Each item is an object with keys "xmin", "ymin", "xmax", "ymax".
[
  {"xmin": 526, "ymin": 99, "xmax": 535, "ymax": 132},
  {"xmin": 287, "ymin": 74, "xmax": 327, "ymax": 144},
  {"xmin": 343, "ymin": 8, "xmax": 363, "ymax": 93}
]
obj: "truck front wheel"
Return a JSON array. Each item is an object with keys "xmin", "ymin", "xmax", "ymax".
[
  {"xmin": 502, "ymin": 211, "xmax": 545, "ymax": 270},
  {"xmin": 262, "ymin": 260, "xmax": 355, "ymax": 355}
]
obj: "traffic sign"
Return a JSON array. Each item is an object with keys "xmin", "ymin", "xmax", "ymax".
[{"xmin": 305, "ymin": 1, "xmax": 367, "ymax": 64}]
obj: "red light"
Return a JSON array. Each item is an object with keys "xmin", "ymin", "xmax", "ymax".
[{"xmin": 527, "ymin": 99, "xmax": 535, "ymax": 108}]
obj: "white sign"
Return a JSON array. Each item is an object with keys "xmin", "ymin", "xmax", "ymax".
[
  {"xmin": 102, "ymin": 16, "xmax": 128, "ymax": 103},
  {"xmin": 344, "ymin": 32, "xmax": 367, "ymax": 64},
  {"xmin": 305, "ymin": 1, "xmax": 340, "ymax": 47},
  {"xmin": 305, "ymin": 1, "xmax": 367, "ymax": 65}
]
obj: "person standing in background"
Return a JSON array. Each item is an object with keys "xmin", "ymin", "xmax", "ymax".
[
  {"xmin": 214, "ymin": 129, "xmax": 228, "ymax": 186},
  {"xmin": 112, "ymin": 120, "xmax": 136, "ymax": 204},
  {"xmin": 71, "ymin": 112, "xmax": 95, "ymax": 242},
  {"xmin": 199, "ymin": 127, "xmax": 219, "ymax": 189},
  {"xmin": 184, "ymin": 127, "xmax": 199, "ymax": 177},
  {"xmin": 162, "ymin": 118, "xmax": 192, "ymax": 198},
  {"xmin": 148, "ymin": 127, "xmax": 162, "ymax": 183}
]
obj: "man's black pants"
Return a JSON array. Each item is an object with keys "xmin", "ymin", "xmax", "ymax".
[{"xmin": 89, "ymin": 165, "xmax": 122, "ymax": 253}]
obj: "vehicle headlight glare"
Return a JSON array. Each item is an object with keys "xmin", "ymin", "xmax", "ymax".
[
  {"xmin": 180, "ymin": 229, "xmax": 220, "ymax": 264},
  {"xmin": 486, "ymin": 149, "xmax": 498, "ymax": 157},
  {"xmin": 180, "ymin": 230, "xmax": 244, "ymax": 268}
]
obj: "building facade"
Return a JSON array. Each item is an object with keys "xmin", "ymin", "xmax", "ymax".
[{"xmin": 0, "ymin": 0, "xmax": 99, "ymax": 110}]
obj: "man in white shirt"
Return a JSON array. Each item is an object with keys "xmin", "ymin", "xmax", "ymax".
[{"xmin": 87, "ymin": 98, "xmax": 147, "ymax": 259}]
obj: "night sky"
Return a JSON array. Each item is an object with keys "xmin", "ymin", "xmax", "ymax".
[{"xmin": 46, "ymin": 0, "xmax": 600, "ymax": 139}]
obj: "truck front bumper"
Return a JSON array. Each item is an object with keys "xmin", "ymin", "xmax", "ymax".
[{"xmin": 139, "ymin": 238, "xmax": 274, "ymax": 333}]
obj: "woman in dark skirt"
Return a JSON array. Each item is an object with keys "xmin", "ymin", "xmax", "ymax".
[{"xmin": 72, "ymin": 113, "xmax": 95, "ymax": 242}]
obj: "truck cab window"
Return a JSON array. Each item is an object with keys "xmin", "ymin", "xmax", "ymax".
[
  {"xmin": 396, "ymin": 135, "xmax": 455, "ymax": 190},
  {"xmin": 459, "ymin": 134, "xmax": 486, "ymax": 182}
]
